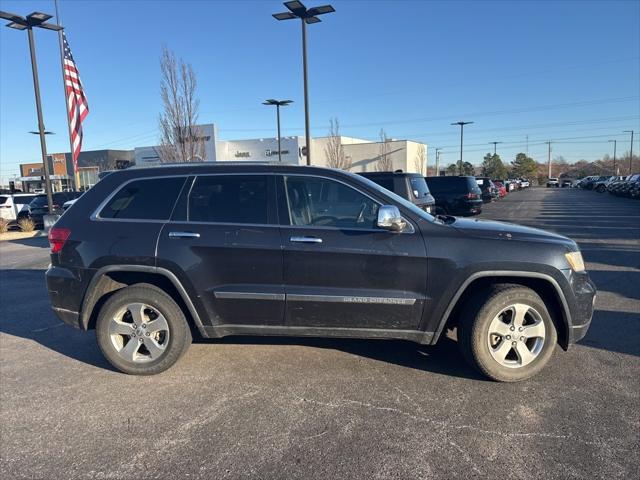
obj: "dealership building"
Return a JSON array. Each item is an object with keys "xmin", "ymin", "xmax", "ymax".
[
  {"xmin": 134, "ymin": 123, "xmax": 428, "ymax": 173},
  {"xmin": 15, "ymin": 123, "xmax": 428, "ymax": 192}
]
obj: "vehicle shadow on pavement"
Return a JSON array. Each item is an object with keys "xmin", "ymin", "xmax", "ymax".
[
  {"xmin": 194, "ymin": 334, "xmax": 487, "ymax": 381},
  {"xmin": 581, "ymin": 309, "xmax": 640, "ymax": 357},
  {"xmin": 0, "ymin": 268, "xmax": 116, "ymax": 372},
  {"xmin": 3, "ymin": 236, "xmax": 49, "ymax": 248}
]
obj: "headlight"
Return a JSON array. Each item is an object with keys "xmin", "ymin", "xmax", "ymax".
[{"xmin": 565, "ymin": 251, "xmax": 585, "ymax": 272}]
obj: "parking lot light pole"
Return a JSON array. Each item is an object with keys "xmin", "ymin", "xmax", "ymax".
[
  {"xmin": 434, "ymin": 147, "xmax": 442, "ymax": 176},
  {"xmin": 451, "ymin": 121, "xmax": 473, "ymax": 175},
  {"xmin": 273, "ymin": 1, "xmax": 335, "ymax": 166},
  {"xmin": 608, "ymin": 139, "xmax": 617, "ymax": 175},
  {"xmin": 623, "ymin": 130, "xmax": 634, "ymax": 175},
  {"xmin": 263, "ymin": 99, "xmax": 293, "ymax": 162},
  {"xmin": 489, "ymin": 141, "xmax": 502, "ymax": 156},
  {"xmin": 1, "ymin": 10, "xmax": 63, "ymax": 214}
]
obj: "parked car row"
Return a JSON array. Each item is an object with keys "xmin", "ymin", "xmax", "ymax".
[
  {"xmin": 358, "ymin": 172, "xmax": 529, "ymax": 218},
  {"xmin": 0, "ymin": 193, "xmax": 38, "ymax": 225},
  {"xmin": 5, "ymin": 191, "xmax": 83, "ymax": 228},
  {"xmin": 574, "ymin": 174, "xmax": 640, "ymax": 198}
]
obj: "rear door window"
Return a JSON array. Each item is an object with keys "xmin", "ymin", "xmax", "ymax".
[
  {"xmin": 188, "ymin": 175, "xmax": 269, "ymax": 224},
  {"xmin": 100, "ymin": 177, "xmax": 186, "ymax": 220}
]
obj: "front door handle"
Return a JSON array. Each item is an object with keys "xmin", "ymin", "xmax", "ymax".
[
  {"xmin": 290, "ymin": 236, "xmax": 323, "ymax": 244},
  {"xmin": 169, "ymin": 231, "xmax": 200, "ymax": 239}
]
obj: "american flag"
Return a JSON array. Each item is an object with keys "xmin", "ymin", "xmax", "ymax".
[{"xmin": 62, "ymin": 31, "xmax": 89, "ymax": 169}]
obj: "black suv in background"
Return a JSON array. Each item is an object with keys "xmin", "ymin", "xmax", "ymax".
[
  {"xmin": 475, "ymin": 177, "xmax": 499, "ymax": 203},
  {"xmin": 46, "ymin": 164, "xmax": 595, "ymax": 382},
  {"xmin": 18, "ymin": 191, "xmax": 83, "ymax": 227},
  {"xmin": 358, "ymin": 171, "xmax": 435, "ymax": 213},
  {"xmin": 424, "ymin": 176, "xmax": 483, "ymax": 216}
]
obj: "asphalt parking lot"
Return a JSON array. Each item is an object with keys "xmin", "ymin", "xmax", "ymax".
[{"xmin": 1, "ymin": 187, "xmax": 638, "ymax": 479}]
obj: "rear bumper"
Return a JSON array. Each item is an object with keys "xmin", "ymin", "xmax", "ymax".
[
  {"xmin": 46, "ymin": 265, "xmax": 88, "ymax": 329},
  {"xmin": 52, "ymin": 307, "xmax": 82, "ymax": 329}
]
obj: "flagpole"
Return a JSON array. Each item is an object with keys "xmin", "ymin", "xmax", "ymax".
[{"xmin": 54, "ymin": 0, "xmax": 80, "ymax": 191}]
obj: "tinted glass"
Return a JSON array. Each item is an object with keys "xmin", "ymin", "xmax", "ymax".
[
  {"xmin": 189, "ymin": 175, "xmax": 268, "ymax": 224},
  {"xmin": 15, "ymin": 195, "xmax": 36, "ymax": 204},
  {"xmin": 410, "ymin": 177, "xmax": 430, "ymax": 199},
  {"xmin": 100, "ymin": 177, "xmax": 185, "ymax": 220},
  {"xmin": 0, "ymin": 196, "xmax": 8, "ymax": 205},
  {"xmin": 284, "ymin": 176, "xmax": 379, "ymax": 229},
  {"xmin": 366, "ymin": 177, "xmax": 395, "ymax": 193},
  {"xmin": 426, "ymin": 177, "xmax": 467, "ymax": 194},
  {"xmin": 30, "ymin": 195, "xmax": 48, "ymax": 207}
]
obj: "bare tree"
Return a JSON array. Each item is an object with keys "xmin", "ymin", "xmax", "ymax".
[
  {"xmin": 376, "ymin": 128, "xmax": 393, "ymax": 171},
  {"xmin": 158, "ymin": 46, "xmax": 205, "ymax": 163},
  {"xmin": 324, "ymin": 118, "xmax": 350, "ymax": 170},
  {"xmin": 413, "ymin": 144, "xmax": 426, "ymax": 175}
]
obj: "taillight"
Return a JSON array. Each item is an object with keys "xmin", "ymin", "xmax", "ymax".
[
  {"xmin": 49, "ymin": 227, "xmax": 71, "ymax": 254},
  {"xmin": 465, "ymin": 192, "xmax": 479, "ymax": 199}
]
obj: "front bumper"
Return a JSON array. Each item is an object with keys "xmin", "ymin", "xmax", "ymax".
[{"xmin": 565, "ymin": 270, "xmax": 596, "ymax": 344}]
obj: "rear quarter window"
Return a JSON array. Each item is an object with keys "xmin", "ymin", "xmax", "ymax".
[
  {"xmin": 99, "ymin": 177, "xmax": 186, "ymax": 220},
  {"xmin": 409, "ymin": 177, "xmax": 430, "ymax": 198},
  {"xmin": 0, "ymin": 196, "xmax": 9, "ymax": 205}
]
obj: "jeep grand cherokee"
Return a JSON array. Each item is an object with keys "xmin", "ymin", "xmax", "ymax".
[{"xmin": 46, "ymin": 164, "xmax": 595, "ymax": 381}]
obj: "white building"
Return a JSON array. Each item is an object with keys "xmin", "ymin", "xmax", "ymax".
[{"xmin": 134, "ymin": 123, "xmax": 428, "ymax": 174}]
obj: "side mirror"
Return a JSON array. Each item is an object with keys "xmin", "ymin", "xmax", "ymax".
[{"xmin": 377, "ymin": 205, "xmax": 406, "ymax": 232}]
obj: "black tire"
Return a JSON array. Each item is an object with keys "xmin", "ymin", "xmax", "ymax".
[
  {"xmin": 96, "ymin": 283, "xmax": 192, "ymax": 375},
  {"xmin": 596, "ymin": 184, "xmax": 606, "ymax": 193},
  {"xmin": 458, "ymin": 285, "xmax": 557, "ymax": 382}
]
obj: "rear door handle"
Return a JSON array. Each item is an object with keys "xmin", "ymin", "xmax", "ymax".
[
  {"xmin": 169, "ymin": 231, "xmax": 200, "ymax": 239},
  {"xmin": 290, "ymin": 236, "xmax": 323, "ymax": 244}
]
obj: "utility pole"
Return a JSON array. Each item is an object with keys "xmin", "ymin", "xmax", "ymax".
[
  {"xmin": 623, "ymin": 130, "xmax": 635, "ymax": 174},
  {"xmin": 451, "ymin": 121, "xmax": 473, "ymax": 175},
  {"xmin": 526, "ymin": 135, "xmax": 529, "ymax": 156},
  {"xmin": 489, "ymin": 141, "xmax": 502, "ymax": 156},
  {"xmin": 609, "ymin": 139, "xmax": 617, "ymax": 175},
  {"xmin": 435, "ymin": 147, "xmax": 442, "ymax": 176},
  {"xmin": 546, "ymin": 141, "xmax": 552, "ymax": 179}
]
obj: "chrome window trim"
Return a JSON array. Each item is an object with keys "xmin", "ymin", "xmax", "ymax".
[{"xmin": 89, "ymin": 171, "xmax": 416, "ymax": 233}]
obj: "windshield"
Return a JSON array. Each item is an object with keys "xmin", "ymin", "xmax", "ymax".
[{"xmin": 349, "ymin": 173, "xmax": 435, "ymax": 222}]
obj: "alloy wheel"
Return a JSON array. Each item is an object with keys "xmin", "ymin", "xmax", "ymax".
[
  {"xmin": 487, "ymin": 303, "xmax": 546, "ymax": 368},
  {"xmin": 109, "ymin": 303, "xmax": 170, "ymax": 363}
]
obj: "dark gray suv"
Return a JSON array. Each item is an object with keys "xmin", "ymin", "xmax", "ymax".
[{"xmin": 46, "ymin": 163, "xmax": 595, "ymax": 381}]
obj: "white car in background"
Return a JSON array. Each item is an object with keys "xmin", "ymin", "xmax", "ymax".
[{"xmin": 0, "ymin": 193, "xmax": 38, "ymax": 224}]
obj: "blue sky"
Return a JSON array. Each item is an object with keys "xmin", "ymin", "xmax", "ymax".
[{"xmin": 1, "ymin": 0, "xmax": 639, "ymax": 181}]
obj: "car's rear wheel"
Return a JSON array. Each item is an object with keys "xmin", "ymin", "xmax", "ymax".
[
  {"xmin": 96, "ymin": 283, "xmax": 192, "ymax": 375},
  {"xmin": 458, "ymin": 285, "xmax": 557, "ymax": 382},
  {"xmin": 596, "ymin": 184, "xmax": 606, "ymax": 193}
]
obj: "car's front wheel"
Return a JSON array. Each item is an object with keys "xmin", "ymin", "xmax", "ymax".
[
  {"xmin": 458, "ymin": 285, "xmax": 557, "ymax": 382},
  {"xmin": 96, "ymin": 283, "xmax": 192, "ymax": 375}
]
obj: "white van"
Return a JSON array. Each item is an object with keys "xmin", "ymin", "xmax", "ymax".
[{"xmin": 0, "ymin": 193, "xmax": 38, "ymax": 224}]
